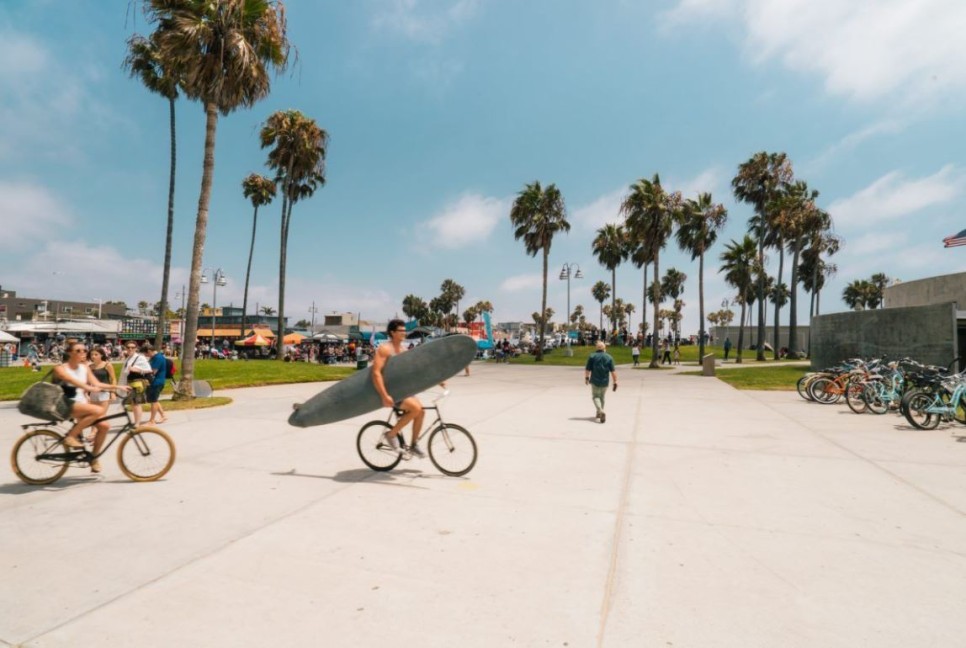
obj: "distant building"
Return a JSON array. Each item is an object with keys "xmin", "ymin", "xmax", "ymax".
[{"xmin": 0, "ymin": 286, "xmax": 126, "ymax": 322}]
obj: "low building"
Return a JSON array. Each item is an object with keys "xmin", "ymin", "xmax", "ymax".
[{"xmin": 0, "ymin": 286, "xmax": 126, "ymax": 322}]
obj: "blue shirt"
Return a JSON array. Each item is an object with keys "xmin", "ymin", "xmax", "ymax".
[
  {"xmin": 149, "ymin": 353, "xmax": 167, "ymax": 388},
  {"xmin": 585, "ymin": 351, "xmax": 615, "ymax": 387}
]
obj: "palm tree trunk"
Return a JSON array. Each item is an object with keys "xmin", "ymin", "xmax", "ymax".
[
  {"xmin": 788, "ymin": 239, "xmax": 801, "ymax": 355},
  {"xmin": 773, "ymin": 245, "xmax": 783, "ymax": 360},
  {"xmin": 241, "ymin": 204, "xmax": 259, "ymax": 338},
  {"xmin": 697, "ymin": 251, "xmax": 705, "ymax": 359},
  {"xmin": 176, "ymin": 102, "xmax": 217, "ymax": 399},
  {"xmin": 276, "ymin": 188, "xmax": 291, "ymax": 360},
  {"xmin": 649, "ymin": 252, "xmax": 661, "ymax": 368},
  {"xmin": 610, "ymin": 268, "xmax": 617, "ymax": 343},
  {"xmin": 737, "ymin": 303, "xmax": 746, "ymax": 364},
  {"xmin": 756, "ymin": 235, "xmax": 766, "ymax": 361},
  {"xmin": 537, "ymin": 246, "xmax": 547, "ymax": 361},
  {"xmin": 641, "ymin": 263, "xmax": 648, "ymax": 342},
  {"xmin": 155, "ymin": 96, "xmax": 177, "ymax": 349}
]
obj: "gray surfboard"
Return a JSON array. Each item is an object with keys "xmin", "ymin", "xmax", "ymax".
[{"xmin": 288, "ymin": 334, "xmax": 477, "ymax": 428}]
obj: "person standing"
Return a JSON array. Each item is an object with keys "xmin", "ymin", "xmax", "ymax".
[
  {"xmin": 723, "ymin": 337, "xmax": 732, "ymax": 361},
  {"xmin": 584, "ymin": 340, "xmax": 617, "ymax": 423},
  {"xmin": 144, "ymin": 343, "xmax": 168, "ymax": 424},
  {"xmin": 631, "ymin": 342, "xmax": 640, "ymax": 367},
  {"xmin": 661, "ymin": 338, "xmax": 672, "ymax": 365},
  {"xmin": 120, "ymin": 341, "xmax": 153, "ymax": 426}
]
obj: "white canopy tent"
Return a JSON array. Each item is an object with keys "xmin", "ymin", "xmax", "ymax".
[{"xmin": 0, "ymin": 330, "xmax": 17, "ymax": 343}]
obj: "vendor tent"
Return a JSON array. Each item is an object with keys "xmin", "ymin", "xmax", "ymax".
[
  {"xmin": 313, "ymin": 332, "xmax": 344, "ymax": 342},
  {"xmin": 235, "ymin": 333, "xmax": 270, "ymax": 346},
  {"xmin": 282, "ymin": 332, "xmax": 305, "ymax": 344},
  {"xmin": 0, "ymin": 330, "xmax": 17, "ymax": 343}
]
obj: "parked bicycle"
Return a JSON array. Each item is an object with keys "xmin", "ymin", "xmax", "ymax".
[
  {"xmin": 356, "ymin": 391, "xmax": 477, "ymax": 477},
  {"xmin": 11, "ymin": 390, "xmax": 176, "ymax": 485}
]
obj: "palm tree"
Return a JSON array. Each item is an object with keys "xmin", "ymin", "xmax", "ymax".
[
  {"xmin": 592, "ymin": 223, "xmax": 629, "ymax": 340},
  {"xmin": 240, "ymin": 173, "xmax": 276, "ymax": 336},
  {"xmin": 676, "ymin": 192, "xmax": 727, "ymax": 359},
  {"xmin": 732, "ymin": 152, "xmax": 794, "ymax": 361},
  {"xmin": 629, "ymin": 243, "xmax": 653, "ymax": 345},
  {"xmin": 124, "ymin": 33, "xmax": 180, "ymax": 349},
  {"xmin": 624, "ymin": 302, "xmax": 635, "ymax": 336},
  {"xmin": 870, "ymin": 273, "xmax": 890, "ymax": 308},
  {"xmin": 260, "ymin": 306, "xmax": 276, "ymax": 316},
  {"xmin": 842, "ymin": 280, "xmax": 872, "ymax": 310},
  {"xmin": 777, "ymin": 181, "xmax": 825, "ymax": 355},
  {"xmin": 660, "ymin": 267, "xmax": 687, "ymax": 331},
  {"xmin": 440, "ymin": 279, "xmax": 466, "ymax": 329},
  {"xmin": 622, "ymin": 174, "xmax": 681, "ymax": 367},
  {"xmin": 402, "ymin": 294, "xmax": 427, "ymax": 322},
  {"xmin": 509, "ymin": 181, "xmax": 570, "ymax": 361},
  {"xmin": 260, "ymin": 110, "xmax": 328, "ymax": 359},
  {"xmin": 147, "ymin": 0, "xmax": 289, "ymax": 395},
  {"xmin": 719, "ymin": 236, "xmax": 758, "ymax": 363},
  {"xmin": 591, "ymin": 281, "xmax": 610, "ymax": 333}
]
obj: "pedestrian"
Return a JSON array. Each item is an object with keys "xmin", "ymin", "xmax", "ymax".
[
  {"xmin": 723, "ymin": 337, "xmax": 732, "ymax": 361},
  {"xmin": 143, "ymin": 343, "xmax": 168, "ymax": 424},
  {"xmin": 661, "ymin": 339, "xmax": 672, "ymax": 365},
  {"xmin": 631, "ymin": 342, "xmax": 640, "ymax": 367},
  {"xmin": 120, "ymin": 341, "xmax": 153, "ymax": 426},
  {"xmin": 584, "ymin": 340, "xmax": 617, "ymax": 423},
  {"xmin": 672, "ymin": 343, "xmax": 681, "ymax": 365}
]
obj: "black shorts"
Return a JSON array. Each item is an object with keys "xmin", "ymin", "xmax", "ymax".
[{"xmin": 145, "ymin": 384, "xmax": 163, "ymax": 403}]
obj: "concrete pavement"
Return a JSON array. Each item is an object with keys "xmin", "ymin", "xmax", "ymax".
[{"xmin": 2, "ymin": 361, "xmax": 966, "ymax": 647}]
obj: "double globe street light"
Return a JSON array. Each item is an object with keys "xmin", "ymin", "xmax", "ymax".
[
  {"xmin": 559, "ymin": 262, "xmax": 583, "ymax": 357},
  {"xmin": 201, "ymin": 268, "xmax": 227, "ymax": 351}
]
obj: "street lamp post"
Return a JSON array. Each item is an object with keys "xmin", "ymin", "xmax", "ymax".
[
  {"xmin": 559, "ymin": 262, "xmax": 583, "ymax": 357},
  {"xmin": 308, "ymin": 302, "xmax": 318, "ymax": 335},
  {"xmin": 201, "ymin": 269, "xmax": 227, "ymax": 353}
]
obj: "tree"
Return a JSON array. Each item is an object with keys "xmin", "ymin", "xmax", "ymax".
[
  {"xmin": 124, "ymin": 33, "xmax": 181, "ymax": 349},
  {"xmin": 732, "ymin": 152, "xmax": 793, "ymax": 361},
  {"xmin": 402, "ymin": 294, "xmax": 428, "ymax": 322},
  {"xmin": 261, "ymin": 109, "xmax": 328, "ymax": 360},
  {"xmin": 510, "ymin": 181, "xmax": 570, "ymax": 361},
  {"xmin": 148, "ymin": 0, "xmax": 290, "ymax": 396},
  {"xmin": 462, "ymin": 307, "xmax": 478, "ymax": 327},
  {"xmin": 592, "ymin": 223, "xmax": 629, "ymax": 339},
  {"xmin": 439, "ymin": 279, "xmax": 466, "ymax": 329},
  {"xmin": 260, "ymin": 306, "xmax": 276, "ymax": 316},
  {"xmin": 676, "ymin": 192, "xmax": 727, "ymax": 359},
  {"xmin": 294, "ymin": 319, "xmax": 311, "ymax": 329},
  {"xmin": 622, "ymin": 174, "xmax": 681, "ymax": 367},
  {"xmin": 240, "ymin": 173, "xmax": 276, "ymax": 336},
  {"xmin": 591, "ymin": 281, "xmax": 611, "ymax": 332},
  {"xmin": 624, "ymin": 302, "xmax": 635, "ymax": 335},
  {"xmin": 720, "ymin": 235, "xmax": 759, "ymax": 363},
  {"xmin": 870, "ymin": 273, "xmax": 890, "ymax": 308}
]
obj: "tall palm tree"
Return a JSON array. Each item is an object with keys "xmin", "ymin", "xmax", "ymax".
[
  {"xmin": 720, "ymin": 235, "xmax": 758, "ymax": 363},
  {"xmin": 870, "ymin": 273, "xmax": 890, "ymax": 308},
  {"xmin": 148, "ymin": 0, "xmax": 289, "ymax": 395},
  {"xmin": 592, "ymin": 223, "xmax": 629, "ymax": 340},
  {"xmin": 440, "ymin": 279, "xmax": 466, "ymax": 329},
  {"xmin": 509, "ymin": 181, "xmax": 570, "ymax": 361},
  {"xmin": 124, "ymin": 33, "xmax": 181, "ymax": 349},
  {"xmin": 624, "ymin": 302, "xmax": 635, "ymax": 336},
  {"xmin": 661, "ymin": 268, "xmax": 687, "ymax": 339},
  {"xmin": 676, "ymin": 192, "xmax": 727, "ymax": 359},
  {"xmin": 260, "ymin": 110, "xmax": 328, "ymax": 358},
  {"xmin": 622, "ymin": 174, "xmax": 681, "ymax": 367},
  {"xmin": 591, "ymin": 281, "xmax": 610, "ymax": 333},
  {"xmin": 777, "ymin": 181, "xmax": 824, "ymax": 355},
  {"xmin": 402, "ymin": 294, "xmax": 427, "ymax": 322},
  {"xmin": 732, "ymin": 152, "xmax": 793, "ymax": 361},
  {"xmin": 240, "ymin": 173, "xmax": 276, "ymax": 337}
]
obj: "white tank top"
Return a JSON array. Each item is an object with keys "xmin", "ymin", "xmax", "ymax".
[{"xmin": 63, "ymin": 363, "xmax": 89, "ymax": 404}]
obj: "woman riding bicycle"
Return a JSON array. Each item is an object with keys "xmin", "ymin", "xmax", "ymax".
[{"xmin": 55, "ymin": 340, "xmax": 126, "ymax": 473}]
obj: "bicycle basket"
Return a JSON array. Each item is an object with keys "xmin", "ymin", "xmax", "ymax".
[{"xmin": 18, "ymin": 381, "xmax": 71, "ymax": 421}]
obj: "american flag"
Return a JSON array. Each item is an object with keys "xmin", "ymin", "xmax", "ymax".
[{"xmin": 943, "ymin": 229, "xmax": 966, "ymax": 248}]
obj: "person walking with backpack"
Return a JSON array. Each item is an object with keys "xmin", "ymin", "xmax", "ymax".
[
  {"xmin": 584, "ymin": 340, "xmax": 618, "ymax": 423},
  {"xmin": 143, "ymin": 343, "xmax": 168, "ymax": 424}
]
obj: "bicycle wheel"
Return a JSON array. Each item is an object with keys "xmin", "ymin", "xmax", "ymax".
[
  {"xmin": 11, "ymin": 429, "xmax": 70, "ymax": 485},
  {"xmin": 797, "ymin": 374, "xmax": 815, "ymax": 401},
  {"xmin": 117, "ymin": 426, "xmax": 176, "ymax": 482},
  {"xmin": 808, "ymin": 378, "xmax": 838, "ymax": 404},
  {"xmin": 427, "ymin": 424, "xmax": 477, "ymax": 477},
  {"xmin": 864, "ymin": 384, "xmax": 889, "ymax": 415},
  {"xmin": 904, "ymin": 392, "xmax": 940, "ymax": 429},
  {"xmin": 357, "ymin": 421, "xmax": 403, "ymax": 472},
  {"xmin": 845, "ymin": 380, "xmax": 868, "ymax": 414}
]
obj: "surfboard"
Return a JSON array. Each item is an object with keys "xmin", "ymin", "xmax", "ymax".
[{"xmin": 288, "ymin": 334, "xmax": 477, "ymax": 428}]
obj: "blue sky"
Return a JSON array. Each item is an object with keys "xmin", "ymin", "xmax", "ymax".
[{"xmin": 2, "ymin": 0, "xmax": 965, "ymax": 333}]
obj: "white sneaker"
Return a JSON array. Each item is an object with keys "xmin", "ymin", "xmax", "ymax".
[
  {"xmin": 410, "ymin": 444, "xmax": 427, "ymax": 459},
  {"xmin": 385, "ymin": 434, "xmax": 410, "ymax": 460}
]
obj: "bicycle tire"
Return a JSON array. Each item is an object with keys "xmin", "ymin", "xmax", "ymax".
[
  {"xmin": 864, "ymin": 384, "xmax": 889, "ymax": 415},
  {"xmin": 11, "ymin": 429, "xmax": 70, "ymax": 485},
  {"xmin": 845, "ymin": 380, "xmax": 868, "ymax": 414},
  {"xmin": 808, "ymin": 378, "xmax": 838, "ymax": 404},
  {"xmin": 117, "ymin": 426, "xmax": 176, "ymax": 482},
  {"xmin": 357, "ymin": 421, "xmax": 403, "ymax": 472},
  {"xmin": 797, "ymin": 375, "xmax": 815, "ymax": 401},
  {"xmin": 427, "ymin": 423, "xmax": 477, "ymax": 477},
  {"xmin": 904, "ymin": 392, "xmax": 939, "ymax": 430}
]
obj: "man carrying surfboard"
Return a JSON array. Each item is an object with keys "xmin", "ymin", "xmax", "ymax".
[{"xmin": 372, "ymin": 319, "xmax": 427, "ymax": 460}]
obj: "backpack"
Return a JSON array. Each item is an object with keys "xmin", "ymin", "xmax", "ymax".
[{"xmin": 165, "ymin": 357, "xmax": 176, "ymax": 379}]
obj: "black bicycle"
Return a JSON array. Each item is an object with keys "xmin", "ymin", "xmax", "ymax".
[
  {"xmin": 11, "ymin": 391, "xmax": 176, "ymax": 485},
  {"xmin": 356, "ymin": 391, "xmax": 477, "ymax": 477}
]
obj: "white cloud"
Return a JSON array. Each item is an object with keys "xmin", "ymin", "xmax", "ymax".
[
  {"xmin": 847, "ymin": 231, "xmax": 906, "ymax": 256},
  {"xmin": 571, "ymin": 186, "xmax": 625, "ymax": 231},
  {"xmin": 660, "ymin": 0, "xmax": 966, "ymax": 109},
  {"xmin": 0, "ymin": 182, "xmax": 72, "ymax": 250},
  {"xmin": 500, "ymin": 274, "xmax": 543, "ymax": 292},
  {"xmin": 423, "ymin": 193, "xmax": 507, "ymax": 249},
  {"xmin": 669, "ymin": 167, "xmax": 724, "ymax": 201},
  {"xmin": 370, "ymin": 0, "xmax": 481, "ymax": 44},
  {"xmin": 803, "ymin": 119, "xmax": 905, "ymax": 173},
  {"xmin": 828, "ymin": 165, "xmax": 965, "ymax": 229}
]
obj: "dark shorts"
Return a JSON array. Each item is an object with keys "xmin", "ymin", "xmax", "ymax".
[{"xmin": 146, "ymin": 384, "xmax": 163, "ymax": 403}]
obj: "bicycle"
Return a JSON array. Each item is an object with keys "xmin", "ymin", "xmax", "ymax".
[
  {"xmin": 356, "ymin": 390, "xmax": 477, "ymax": 477},
  {"xmin": 11, "ymin": 390, "xmax": 176, "ymax": 485}
]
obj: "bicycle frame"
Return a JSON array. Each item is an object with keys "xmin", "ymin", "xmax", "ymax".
[
  {"xmin": 22, "ymin": 400, "xmax": 139, "ymax": 465},
  {"xmin": 923, "ymin": 382, "xmax": 966, "ymax": 421}
]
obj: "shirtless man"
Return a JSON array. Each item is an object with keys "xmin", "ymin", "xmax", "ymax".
[{"xmin": 371, "ymin": 319, "xmax": 426, "ymax": 460}]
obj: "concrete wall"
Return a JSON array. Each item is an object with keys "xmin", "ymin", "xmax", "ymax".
[
  {"xmin": 810, "ymin": 302, "xmax": 958, "ymax": 369},
  {"xmin": 884, "ymin": 272, "xmax": 966, "ymax": 309}
]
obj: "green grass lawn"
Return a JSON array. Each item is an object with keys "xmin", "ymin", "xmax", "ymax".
[
  {"xmin": 0, "ymin": 359, "xmax": 354, "ymax": 402},
  {"xmin": 695, "ymin": 365, "xmax": 810, "ymax": 390}
]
